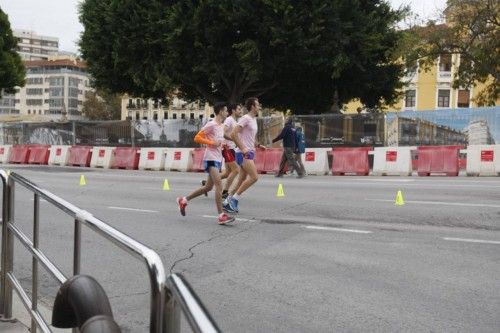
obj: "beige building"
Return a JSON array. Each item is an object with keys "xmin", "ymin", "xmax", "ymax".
[
  {"xmin": 0, "ymin": 57, "xmax": 92, "ymax": 121},
  {"xmin": 121, "ymin": 95, "xmax": 213, "ymax": 121},
  {"xmin": 13, "ymin": 29, "xmax": 59, "ymax": 60}
]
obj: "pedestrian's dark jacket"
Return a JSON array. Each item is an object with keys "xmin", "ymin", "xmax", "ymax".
[
  {"xmin": 272, "ymin": 122, "xmax": 296, "ymax": 149},
  {"xmin": 295, "ymin": 128, "xmax": 305, "ymax": 154}
]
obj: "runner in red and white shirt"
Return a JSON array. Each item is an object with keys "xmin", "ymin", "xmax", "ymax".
[
  {"xmin": 176, "ymin": 102, "xmax": 235, "ymax": 225},
  {"xmin": 220, "ymin": 103, "xmax": 243, "ymax": 199}
]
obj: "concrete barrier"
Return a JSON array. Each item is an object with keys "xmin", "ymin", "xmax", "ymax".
[
  {"xmin": 0, "ymin": 145, "xmax": 12, "ymax": 164},
  {"xmin": 372, "ymin": 147, "xmax": 415, "ymax": 176},
  {"xmin": 164, "ymin": 148, "xmax": 193, "ymax": 172},
  {"xmin": 90, "ymin": 147, "xmax": 115, "ymax": 169},
  {"xmin": 139, "ymin": 148, "xmax": 167, "ymax": 171},
  {"xmin": 466, "ymin": 144, "xmax": 500, "ymax": 176}
]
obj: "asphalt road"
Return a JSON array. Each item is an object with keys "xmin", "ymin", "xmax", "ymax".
[{"xmin": 3, "ymin": 165, "xmax": 500, "ymax": 332}]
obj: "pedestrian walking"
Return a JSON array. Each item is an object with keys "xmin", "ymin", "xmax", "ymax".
[
  {"xmin": 220, "ymin": 103, "xmax": 243, "ymax": 199},
  {"xmin": 294, "ymin": 126, "xmax": 306, "ymax": 176},
  {"xmin": 176, "ymin": 102, "xmax": 235, "ymax": 225},
  {"xmin": 273, "ymin": 117, "xmax": 303, "ymax": 178},
  {"xmin": 223, "ymin": 97, "xmax": 261, "ymax": 213}
]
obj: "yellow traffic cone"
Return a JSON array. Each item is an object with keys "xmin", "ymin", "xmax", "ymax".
[
  {"xmin": 79, "ymin": 175, "xmax": 86, "ymax": 186},
  {"xmin": 276, "ymin": 183, "xmax": 285, "ymax": 197},
  {"xmin": 395, "ymin": 190, "xmax": 404, "ymax": 206},
  {"xmin": 163, "ymin": 179, "xmax": 170, "ymax": 191}
]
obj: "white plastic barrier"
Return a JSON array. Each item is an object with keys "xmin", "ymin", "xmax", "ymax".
[
  {"xmin": 0, "ymin": 145, "xmax": 12, "ymax": 164},
  {"xmin": 139, "ymin": 148, "xmax": 167, "ymax": 171},
  {"xmin": 90, "ymin": 147, "xmax": 115, "ymax": 168},
  {"xmin": 466, "ymin": 144, "xmax": 500, "ymax": 176},
  {"xmin": 301, "ymin": 148, "xmax": 330, "ymax": 175},
  {"xmin": 164, "ymin": 148, "xmax": 193, "ymax": 172},
  {"xmin": 48, "ymin": 145, "xmax": 71, "ymax": 166},
  {"xmin": 372, "ymin": 146, "xmax": 415, "ymax": 176}
]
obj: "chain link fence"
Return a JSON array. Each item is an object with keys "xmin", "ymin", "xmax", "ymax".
[{"xmin": 0, "ymin": 107, "xmax": 498, "ymax": 147}]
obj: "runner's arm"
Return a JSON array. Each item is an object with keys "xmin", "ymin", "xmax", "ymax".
[
  {"xmin": 194, "ymin": 130, "xmax": 216, "ymax": 146},
  {"xmin": 231, "ymin": 125, "xmax": 246, "ymax": 153}
]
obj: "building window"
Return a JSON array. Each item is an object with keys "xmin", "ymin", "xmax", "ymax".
[
  {"xmin": 457, "ymin": 90, "xmax": 470, "ymax": 108},
  {"xmin": 439, "ymin": 54, "xmax": 452, "ymax": 72},
  {"xmin": 135, "ymin": 112, "xmax": 140, "ymax": 120},
  {"xmin": 190, "ymin": 113, "xmax": 195, "ymax": 120},
  {"xmin": 28, "ymin": 110, "xmax": 31, "ymax": 114},
  {"xmin": 164, "ymin": 112, "xmax": 168, "ymax": 119},
  {"xmin": 438, "ymin": 89, "xmax": 450, "ymax": 107},
  {"xmin": 173, "ymin": 113, "xmax": 177, "ymax": 119},
  {"xmin": 153, "ymin": 112, "xmax": 158, "ymax": 120},
  {"xmin": 405, "ymin": 90, "xmax": 416, "ymax": 108},
  {"xmin": 181, "ymin": 113, "xmax": 186, "ymax": 119},
  {"xmin": 199, "ymin": 115, "xmax": 204, "ymax": 120}
]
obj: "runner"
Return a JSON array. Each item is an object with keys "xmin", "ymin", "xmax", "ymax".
[
  {"xmin": 176, "ymin": 102, "xmax": 235, "ymax": 225},
  {"xmin": 223, "ymin": 97, "xmax": 261, "ymax": 213},
  {"xmin": 220, "ymin": 103, "xmax": 243, "ymax": 199}
]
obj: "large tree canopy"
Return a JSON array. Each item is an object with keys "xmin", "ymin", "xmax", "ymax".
[
  {"xmin": 82, "ymin": 89, "xmax": 122, "ymax": 120},
  {"xmin": 404, "ymin": 0, "xmax": 499, "ymax": 106},
  {"xmin": 79, "ymin": 0, "xmax": 405, "ymax": 113},
  {"xmin": 0, "ymin": 7, "xmax": 25, "ymax": 97}
]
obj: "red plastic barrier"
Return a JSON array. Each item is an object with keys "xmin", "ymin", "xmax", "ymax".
[
  {"xmin": 190, "ymin": 148, "xmax": 206, "ymax": 172},
  {"xmin": 112, "ymin": 147, "xmax": 140, "ymax": 169},
  {"xmin": 417, "ymin": 146, "xmax": 463, "ymax": 176},
  {"xmin": 28, "ymin": 145, "xmax": 50, "ymax": 165},
  {"xmin": 331, "ymin": 147, "xmax": 372, "ymax": 176},
  {"xmin": 67, "ymin": 146, "xmax": 93, "ymax": 167},
  {"xmin": 262, "ymin": 148, "xmax": 284, "ymax": 174},
  {"xmin": 9, "ymin": 145, "xmax": 30, "ymax": 164},
  {"xmin": 254, "ymin": 148, "xmax": 266, "ymax": 173}
]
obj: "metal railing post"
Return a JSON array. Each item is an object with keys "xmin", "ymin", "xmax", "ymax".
[
  {"xmin": 164, "ymin": 291, "xmax": 181, "ymax": 333},
  {"xmin": 31, "ymin": 193, "xmax": 40, "ymax": 333},
  {"xmin": 0, "ymin": 173, "xmax": 14, "ymax": 318}
]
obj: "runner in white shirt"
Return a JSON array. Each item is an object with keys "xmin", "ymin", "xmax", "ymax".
[
  {"xmin": 220, "ymin": 104, "xmax": 243, "ymax": 199},
  {"xmin": 223, "ymin": 97, "xmax": 262, "ymax": 213},
  {"xmin": 177, "ymin": 103, "xmax": 235, "ymax": 225}
]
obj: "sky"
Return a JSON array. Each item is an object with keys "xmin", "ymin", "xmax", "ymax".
[{"xmin": 0, "ymin": 0, "xmax": 448, "ymax": 54}]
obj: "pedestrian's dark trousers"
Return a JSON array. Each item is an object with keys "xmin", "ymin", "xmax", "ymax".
[{"xmin": 278, "ymin": 147, "xmax": 302, "ymax": 175}]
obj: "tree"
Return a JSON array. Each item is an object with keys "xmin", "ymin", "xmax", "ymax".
[
  {"xmin": 79, "ymin": 0, "xmax": 406, "ymax": 113},
  {"xmin": 404, "ymin": 0, "xmax": 499, "ymax": 105},
  {"xmin": 82, "ymin": 89, "xmax": 122, "ymax": 120},
  {"xmin": 0, "ymin": 7, "xmax": 25, "ymax": 97}
]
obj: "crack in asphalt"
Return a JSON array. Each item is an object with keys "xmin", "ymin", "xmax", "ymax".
[{"xmin": 169, "ymin": 217, "xmax": 259, "ymax": 274}]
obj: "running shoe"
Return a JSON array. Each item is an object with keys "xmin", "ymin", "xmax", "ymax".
[
  {"xmin": 201, "ymin": 180, "xmax": 207, "ymax": 197},
  {"xmin": 223, "ymin": 199, "xmax": 236, "ymax": 213},
  {"xmin": 228, "ymin": 196, "xmax": 239, "ymax": 213},
  {"xmin": 176, "ymin": 197, "xmax": 187, "ymax": 216},
  {"xmin": 218, "ymin": 213, "xmax": 235, "ymax": 225},
  {"xmin": 222, "ymin": 190, "xmax": 229, "ymax": 200}
]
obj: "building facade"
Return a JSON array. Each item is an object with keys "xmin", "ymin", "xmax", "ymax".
[
  {"xmin": 121, "ymin": 95, "xmax": 213, "ymax": 122},
  {"xmin": 0, "ymin": 58, "xmax": 92, "ymax": 121},
  {"xmin": 13, "ymin": 29, "xmax": 59, "ymax": 60}
]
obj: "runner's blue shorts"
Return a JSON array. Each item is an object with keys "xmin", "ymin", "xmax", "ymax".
[
  {"xmin": 235, "ymin": 151, "xmax": 255, "ymax": 166},
  {"xmin": 204, "ymin": 160, "xmax": 222, "ymax": 172}
]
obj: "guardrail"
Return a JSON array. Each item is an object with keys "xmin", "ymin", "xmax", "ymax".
[{"xmin": 0, "ymin": 171, "xmax": 220, "ymax": 332}]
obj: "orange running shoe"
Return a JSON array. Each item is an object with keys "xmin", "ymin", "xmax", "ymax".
[
  {"xmin": 176, "ymin": 197, "xmax": 187, "ymax": 216},
  {"xmin": 218, "ymin": 213, "xmax": 235, "ymax": 225}
]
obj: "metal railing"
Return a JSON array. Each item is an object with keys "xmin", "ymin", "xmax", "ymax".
[{"xmin": 0, "ymin": 171, "xmax": 220, "ymax": 332}]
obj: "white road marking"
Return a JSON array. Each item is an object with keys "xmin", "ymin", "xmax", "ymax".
[
  {"xmin": 202, "ymin": 215, "xmax": 254, "ymax": 222},
  {"xmin": 108, "ymin": 206, "xmax": 159, "ymax": 213},
  {"xmin": 443, "ymin": 237, "xmax": 500, "ymax": 245},
  {"xmin": 30, "ymin": 198, "xmax": 48, "ymax": 202},
  {"xmin": 365, "ymin": 199, "xmax": 500, "ymax": 209},
  {"xmin": 304, "ymin": 225, "xmax": 372, "ymax": 234}
]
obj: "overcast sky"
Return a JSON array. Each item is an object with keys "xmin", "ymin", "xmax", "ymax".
[{"xmin": 0, "ymin": 0, "xmax": 447, "ymax": 54}]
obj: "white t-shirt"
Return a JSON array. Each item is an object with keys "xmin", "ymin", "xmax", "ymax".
[
  {"xmin": 201, "ymin": 120, "xmax": 224, "ymax": 161},
  {"xmin": 223, "ymin": 116, "xmax": 237, "ymax": 150},
  {"xmin": 236, "ymin": 114, "xmax": 258, "ymax": 152}
]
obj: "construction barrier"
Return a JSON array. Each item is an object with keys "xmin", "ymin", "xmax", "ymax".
[
  {"xmin": 138, "ymin": 148, "xmax": 167, "ymax": 171},
  {"xmin": 417, "ymin": 145, "xmax": 463, "ymax": 176},
  {"xmin": 302, "ymin": 148, "xmax": 330, "ymax": 175},
  {"xmin": 112, "ymin": 147, "xmax": 140, "ymax": 169},
  {"xmin": 90, "ymin": 147, "xmax": 115, "ymax": 169},
  {"xmin": 253, "ymin": 148, "xmax": 266, "ymax": 173},
  {"xmin": 190, "ymin": 148, "xmax": 206, "ymax": 172},
  {"xmin": 9, "ymin": 145, "xmax": 30, "ymax": 164},
  {"xmin": 466, "ymin": 144, "xmax": 500, "ymax": 176},
  {"xmin": 27, "ymin": 144, "xmax": 51, "ymax": 165},
  {"xmin": 0, "ymin": 145, "xmax": 12, "ymax": 163},
  {"xmin": 262, "ymin": 148, "xmax": 284, "ymax": 174},
  {"xmin": 48, "ymin": 145, "xmax": 71, "ymax": 166},
  {"xmin": 164, "ymin": 148, "xmax": 193, "ymax": 172},
  {"xmin": 68, "ymin": 146, "xmax": 93, "ymax": 167},
  {"xmin": 331, "ymin": 147, "xmax": 372, "ymax": 176},
  {"xmin": 372, "ymin": 147, "xmax": 415, "ymax": 176}
]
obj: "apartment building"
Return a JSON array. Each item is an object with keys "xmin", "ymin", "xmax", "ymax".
[
  {"xmin": 13, "ymin": 29, "xmax": 59, "ymax": 60},
  {"xmin": 121, "ymin": 95, "xmax": 213, "ymax": 121},
  {"xmin": 0, "ymin": 57, "xmax": 92, "ymax": 121}
]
